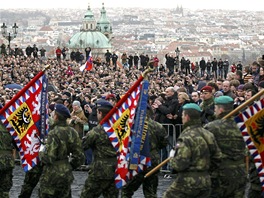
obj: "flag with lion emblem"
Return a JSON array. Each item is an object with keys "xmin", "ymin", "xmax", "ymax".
[
  {"xmin": 100, "ymin": 76, "xmax": 151, "ymax": 189},
  {"xmin": 234, "ymin": 99, "xmax": 264, "ymax": 191},
  {"xmin": 0, "ymin": 71, "xmax": 48, "ymax": 172}
]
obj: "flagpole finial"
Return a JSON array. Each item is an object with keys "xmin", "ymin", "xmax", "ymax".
[{"xmin": 42, "ymin": 65, "xmax": 50, "ymax": 71}]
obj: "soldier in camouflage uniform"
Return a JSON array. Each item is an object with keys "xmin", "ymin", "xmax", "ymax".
[
  {"xmin": 247, "ymin": 154, "xmax": 264, "ymax": 198},
  {"xmin": 18, "ymin": 163, "xmax": 43, "ymax": 198},
  {"xmin": 81, "ymin": 99, "xmax": 119, "ymax": 198},
  {"xmin": 38, "ymin": 104, "xmax": 84, "ymax": 198},
  {"xmin": 121, "ymin": 105, "xmax": 168, "ymax": 198},
  {"xmin": 204, "ymin": 96, "xmax": 247, "ymax": 198},
  {"xmin": 0, "ymin": 122, "xmax": 15, "ymax": 198},
  {"xmin": 163, "ymin": 103, "xmax": 222, "ymax": 198},
  {"xmin": 200, "ymin": 86, "xmax": 215, "ymax": 125}
]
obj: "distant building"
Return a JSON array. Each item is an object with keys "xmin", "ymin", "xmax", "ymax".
[{"xmin": 68, "ymin": 3, "xmax": 112, "ymax": 57}]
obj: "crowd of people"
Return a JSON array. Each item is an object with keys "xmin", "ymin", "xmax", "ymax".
[{"xmin": 0, "ymin": 46, "xmax": 264, "ymax": 197}]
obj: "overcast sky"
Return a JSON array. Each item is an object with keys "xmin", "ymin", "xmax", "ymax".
[{"xmin": 1, "ymin": 0, "xmax": 263, "ymax": 11}]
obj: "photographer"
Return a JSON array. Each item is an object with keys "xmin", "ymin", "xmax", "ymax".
[{"xmin": 67, "ymin": 100, "xmax": 88, "ymax": 139}]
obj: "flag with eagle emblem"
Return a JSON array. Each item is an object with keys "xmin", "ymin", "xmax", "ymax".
[
  {"xmin": 234, "ymin": 98, "xmax": 264, "ymax": 191},
  {"xmin": 0, "ymin": 71, "xmax": 48, "ymax": 172},
  {"xmin": 100, "ymin": 76, "xmax": 151, "ymax": 189}
]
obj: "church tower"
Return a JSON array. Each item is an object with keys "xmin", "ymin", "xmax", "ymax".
[
  {"xmin": 97, "ymin": 3, "xmax": 112, "ymax": 39},
  {"xmin": 81, "ymin": 4, "xmax": 97, "ymax": 31}
]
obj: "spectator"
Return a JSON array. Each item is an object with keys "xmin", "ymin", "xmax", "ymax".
[
  {"xmin": 191, "ymin": 91, "xmax": 202, "ymax": 105},
  {"xmin": 55, "ymin": 46, "xmax": 62, "ymax": 62},
  {"xmin": 234, "ymin": 84, "xmax": 245, "ymax": 108},
  {"xmin": 68, "ymin": 100, "xmax": 88, "ymax": 139},
  {"xmin": 222, "ymin": 80, "xmax": 236, "ymax": 99}
]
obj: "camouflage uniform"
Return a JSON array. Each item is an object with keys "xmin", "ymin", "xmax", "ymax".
[
  {"xmin": 200, "ymin": 97, "xmax": 215, "ymax": 125},
  {"xmin": 204, "ymin": 114, "xmax": 247, "ymax": 198},
  {"xmin": 247, "ymin": 154, "xmax": 263, "ymax": 198},
  {"xmin": 38, "ymin": 120, "xmax": 84, "ymax": 198},
  {"xmin": 0, "ymin": 122, "xmax": 15, "ymax": 198},
  {"xmin": 163, "ymin": 119, "xmax": 222, "ymax": 198},
  {"xmin": 121, "ymin": 118, "xmax": 168, "ymax": 198},
  {"xmin": 81, "ymin": 124, "xmax": 119, "ymax": 198},
  {"xmin": 18, "ymin": 163, "xmax": 43, "ymax": 198}
]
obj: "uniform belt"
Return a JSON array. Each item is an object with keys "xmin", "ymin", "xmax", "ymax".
[
  {"xmin": 178, "ymin": 170, "xmax": 209, "ymax": 176},
  {"xmin": 221, "ymin": 159, "xmax": 245, "ymax": 167}
]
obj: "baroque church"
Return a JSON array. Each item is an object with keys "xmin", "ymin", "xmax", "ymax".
[{"xmin": 68, "ymin": 3, "xmax": 112, "ymax": 57}]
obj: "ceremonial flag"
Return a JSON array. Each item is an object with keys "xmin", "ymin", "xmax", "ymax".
[
  {"xmin": 0, "ymin": 71, "xmax": 49, "ymax": 172},
  {"xmin": 100, "ymin": 75, "xmax": 151, "ymax": 189},
  {"xmin": 234, "ymin": 99, "xmax": 264, "ymax": 191},
  {"xmin": 80, "ymin": 53, "xmax": 93, "ymax": 72}
]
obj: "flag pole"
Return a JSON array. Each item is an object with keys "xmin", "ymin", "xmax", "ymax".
[
  {"xmin": 0, "ymin": 65, "xmax": 50, "ymax": 115},
  {"xmin": 223, "ymin": 89, "xmax": 264, "ymax": 119},
  {"xmin": 144, "ymin": 157, "xmax": 171, "ymax": 178},
  {"xmin": 100, "ymin": 66, "xmax": 154, "ymax": 125},
  {"xmin": 145, "ymin": 89, "xmax": 264, "ymax": 179}
]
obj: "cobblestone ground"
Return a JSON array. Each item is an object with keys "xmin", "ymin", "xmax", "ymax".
[
  {"xmin": 11, "ymin": 165, "xmax": 173, "ymax": 198},
  {"xmin": 11, "ymin": 165, "xmax": 250, "ymax": 197}
]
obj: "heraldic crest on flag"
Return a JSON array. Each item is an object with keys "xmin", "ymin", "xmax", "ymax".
[
  {"xmin": 235, "ymin": 98, "xmax": 264, "ymax": 191},
  {"xmin": 100, "ymin": 69, "xmax": 152, "ymax": 189},
  {"xmin": 0, "ymin": 70, "xmax": 48, "ymax": 172}
]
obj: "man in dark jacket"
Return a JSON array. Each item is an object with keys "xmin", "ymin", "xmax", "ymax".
[{"xmin": 152, "ymin": 87, "xmax": 178, "ymax": 170}]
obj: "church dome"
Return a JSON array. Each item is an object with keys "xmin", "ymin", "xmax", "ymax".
[{"xmin": 68, "ymin": 31, "xmax": 111, "ymax": 49}]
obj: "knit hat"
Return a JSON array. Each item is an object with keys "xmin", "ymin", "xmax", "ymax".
[
  {"xmin": 214, "ymin": 91, "xmax": 223, "ymax": 98},
  {"xmin": 72, "ymin": 100, "xmax": 81, "ymax": 107},
  {"xmin": 237, "ymin": 84, "xmax": 245, "ymax": 91}
]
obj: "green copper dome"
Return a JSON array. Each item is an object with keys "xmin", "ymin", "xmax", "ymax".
[{"xmin": 68, "ymin": 31, "xmax": 111, "ymax": 49}]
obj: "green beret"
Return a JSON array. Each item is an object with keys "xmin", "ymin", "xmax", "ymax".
[
  {"xmin": 182, "ymin": 103, "xmax": 202, "ymax": 112},
  {"xmin": 214, "ymin": 96, "xmax": 234, "ymax": 105}
]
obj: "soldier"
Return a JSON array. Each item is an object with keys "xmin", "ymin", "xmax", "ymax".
[
  {"xmin": 18, "ymin": 163, "xmax": 43, "ymax": 198},
  {"xmin": 247, "ymin": 154, "xmax": 263, "ymax": 198},
  {"xmin": 38, "ymin": 104, "xmax": 84, "ymax": 198},
  {"xmin": 163, "ymin": 103, "xmax": 222, "ymax": 198},
  {"xmin": 0, "ymin": 122, "xmax": 15, "ymax": 197},
  {"xmin": 204, "ymin": 96, "xmax": 247, "ymax": 197},
  {"xmin": 81, "ymin": 99, "xmax": 119, "ymax": 198},
  {"xmin": 200, "ymin": 85, "xmax": 215, "ymax": 125},
  {"xmin": 121, "ymin": 105, "xmax": 168, "ymax": 197}
]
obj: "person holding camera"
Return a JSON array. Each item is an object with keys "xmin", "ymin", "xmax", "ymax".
[{"xmin": 68, "ymin": 100, "xmax": 88, "ymax": 139}]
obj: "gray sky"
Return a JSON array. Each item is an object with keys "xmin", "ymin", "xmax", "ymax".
[{"xmin": 1, "ymin": 0, "xmax": 264, "ymax": 11}]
